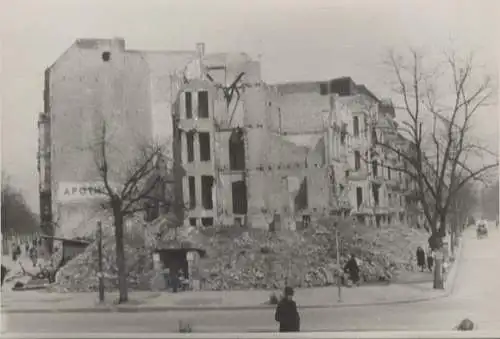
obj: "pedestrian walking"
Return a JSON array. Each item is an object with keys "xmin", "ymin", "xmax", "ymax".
[
  {"xmin": 427, "ymin": 248, "xmax": 434, "ymax": 272},
  {"xmin": 29, "ymin": 246, "xmax": 38, "ymax": 267},
  {"xmin": 344, "ymin": 254, "xmax": 360, "ymax": 286},
  {"xmin": 274, "ymin": 286, "xmax": 300, "ymax": 332},
  {"xmin": 416, "ymin": 246, "xmax": 426, "ymax": 272},
  {"xmin": 1, "ymin": 264, "xmax": 7, "ymax": 287}
]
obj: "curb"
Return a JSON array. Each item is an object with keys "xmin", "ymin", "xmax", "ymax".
[{"xmin": 1, "ymin": 292, "xmax": 448, "ymax": 314}]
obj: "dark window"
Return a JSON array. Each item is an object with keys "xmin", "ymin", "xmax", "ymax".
[
  {"xmin": 354, "ymin": 151, "xmax": 361, "ymax": 170},
  {"xmin": 186, "ymin": 132, "xmax": 194, "ymax": 163},
  {"xmin": 188, "ymin": 176, "xmax": 196, "ymax": 209},
  {"xmin": 232, "ymin": 181, "xmax": 248, "ymax": 214},
  {"xmin": 372, "ymin": 184, "xmax": 380, "ymax": 206},
  {"xmin": 185, "ymin": 92, "xmax": 192, "ymax": 119},
  {"xmin": 198, "ymin": 91, "xmax": 209, "ymax": 118},
  {"xmin": 356, "ymin": 187, "xmax": 363, "ymax": 209},
  {"xmin": 189, "ymin": 218, "xmax": 197, "ymax": 226},
  {"xmin": 199, "ymin": 132, "xmax": 211, "ymax": 161},
  {"xmin": 201, "ymin": 175, "xmax": 214, "ymax": 210},
  {"xmin": 388, "ymin": 193, "xmax": 392, "ymax": 205},
  {"xmin": 302, "ymin": 215, "xmax": 311, "ymax": 228},
  {"xmin": 388, "ymin": 167, "xmax": 392, "ymax": 180},
  {"xmin": 229, "ymin": 129, "xmax": 245, "ymax": 170},
  {"xmin": 372, "ymin": 127, "xmax": 377, "ymax": 143},
  {"xmin": 372, "ymin": 160, "xmax": 378, "ymax": 177},
  {"xmin": 340, "ymin": 123, "xmax": 347, "ymax": 145},
  {"xmin": 353, "ymin": 116, "xmax": 360, "ymax": 137},
  {"xmin": 201, "ymin": 218, "xmax": 213, "ymax": 227},
  {"xmin": 294, "ymin": 178, "xmax": 308, "ymax": 210}
]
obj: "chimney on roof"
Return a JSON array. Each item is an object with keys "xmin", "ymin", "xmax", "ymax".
[{"xmin": 196, "ymin": 43, "xmax": 205, "ymax": 58}]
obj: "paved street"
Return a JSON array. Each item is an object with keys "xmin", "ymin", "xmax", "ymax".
[{"xmin": 2, "ymin": 226, "xmax": 500, "ymax": 333}]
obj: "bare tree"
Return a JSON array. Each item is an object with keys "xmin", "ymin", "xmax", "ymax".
[
  {"xmin": 373, "ymin": 48, "xmax": 498, "ymax": 288},
  {"xmin": 91, "ymin": 122, "xmax": 173, "ymax": 303}
]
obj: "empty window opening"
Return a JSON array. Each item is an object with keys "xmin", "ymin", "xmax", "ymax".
[
  {"xmin": 201, "ymin": 175, "xmax": 214, "ymax": 210},
  {"xmin": 388, "ymin": 193, "xmax": 392, "ymax": 205},
  {"xmin": 199, "ymin": 132, "xmax": 211, "ymax": 162},
  {"xmin": 340, "ymin": 123, "xmax": 347, "ymax": 145},
  {"xmin": 201, "ymin": 217, "xmax": 214, "ymax": 227},
  {"xmin": 188, "ymin": 176, "xmax": 196, "ymax": 210},
  {"xmin": 185, "ymin": 92, "xmax": 193, "ymax": 119},
  {"xmin": 356, "ymin": 187, "xmax": 363, "ymax": 209},
  {"xmin": 371, "ymin": 127, "xmax": 378, "ymax": 143},
  {"xmin": 388, "ymin": 167, "xmax": 392, "ymax": 180},
  {"xmin": 372, "ymin": 160, "xmax": 378, "ymax": 177},
  {"xmin": 294, "ymin": 177, "xmax": 308, "ymax": 211},
  {"xmin": 372, "ymin": 183, "xmax": 380, "ymax": 206},
  {"xmin": 376, "ymin": 215, "xmax": 381, "ymax": 228},
  {"xmin": 269, "ymin": 214, "xmax": 279, "ymax": 233},
  {"xmin": 198, "ymin": 91, "xmax": 209, "ymax": 118},
  {"xmin": 189, "ymin": 218, "xmax": 197, "ymax": 226},
  {"xmin": 354, "ymin": 151, "xmax": 361, "ymax": 170},
  {"xmin": 388, "ymin": 215, "xmax": 392, "ymax": 225},
  {"xmin": 353, "ymin": 116, "xmax": 360, "ymax": 137},
  {"xmin": 302, "ymin": 215, "xmax": 311, "ymax": 228},
  {"xmin": 229, "ymin": 129, "xmax": 245, "ymax": 170},
  {"xmin": 232, "ymin": 180, "xmax": 248, "ymax": 215},
  {"xmin": 186, "ymin": 132, "xmax": 194, "ymax": 163}
]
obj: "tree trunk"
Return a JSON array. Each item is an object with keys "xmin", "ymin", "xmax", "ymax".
[
  {"xmin": 433, "ymin": 257, "xmax": 445, "ymax": 289},
  {"xmin": 114, "ymin": 209, "xmax": 128, "ymax": 303}
]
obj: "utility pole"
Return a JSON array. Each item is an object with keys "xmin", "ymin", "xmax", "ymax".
[
  {"xmin": 335, "ymin": 224, "xmax": 342, "ymax": 302},
  {"xmin": 97, "ymin": 221, "xmax": 105, "ymax": 303}
]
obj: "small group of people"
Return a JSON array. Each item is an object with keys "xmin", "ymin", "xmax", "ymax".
[
  {"xmin": 11, "ymin": 240, "xmax": 39, "ymax": 267},
  {"xmin": 416, "ymin": 246, "xmax": 434, "ymax": 272}
]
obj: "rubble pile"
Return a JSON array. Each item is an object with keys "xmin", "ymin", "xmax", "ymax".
[
  {"xmin": 51, "ymin": 224, "xmax": 154, "ymax": 292},
  {"xmin": 193, "ymin": 220, "xmax": 429, "ymax": 290},
  {"xmin": 48, "ymin": 214, "xmax": 430, "ymax": 292}
]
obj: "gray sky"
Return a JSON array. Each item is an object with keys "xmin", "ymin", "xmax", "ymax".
[{"xmin": 1, "ymin": 0, "xmax": 498, "ymax": 212}]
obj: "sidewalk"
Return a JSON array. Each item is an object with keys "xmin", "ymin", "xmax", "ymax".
[
  {"xmin": 1, "ymin": 234, "xmax": 465, "ymax": 314},
  {"xmin": 1, "ymin": 279, "xmax": 449, "ymax": 314}
]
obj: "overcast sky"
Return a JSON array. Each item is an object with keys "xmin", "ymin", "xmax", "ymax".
[{"xmin": 1, "ymin": 0, "xmax": 498, "ymax": 212}]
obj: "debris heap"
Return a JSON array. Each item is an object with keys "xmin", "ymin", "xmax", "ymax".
[{"xmin": 49, "ymin": 216, "xmax": 429, "ymax": 292}]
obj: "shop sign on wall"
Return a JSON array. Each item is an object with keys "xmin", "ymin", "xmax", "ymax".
[{"xmin": 56, "ymin": 182, "xmax": 120, "ymax": 203}]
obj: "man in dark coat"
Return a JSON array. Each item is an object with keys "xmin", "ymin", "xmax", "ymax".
[
  {"xmin": 344, "ymin": 254, "xmax": 360, "ymax": 286},
  {"xmin": 416, "ymin": 247, "xmax": 426, "ymax": 272},
  {"xmin": 1, "ymin": 264, "xmax": 8, "ymax": 286},
  {"xmin": 275, "ymin": 286, "xmax": 300, "ymax": 332}
]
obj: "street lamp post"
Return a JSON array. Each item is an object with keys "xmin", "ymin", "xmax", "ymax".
[
  {"xmin": 335, "ymin": 224, "xmax": 342, "ymax": 302},
  {"xmin": 97, "ymin": 221, "xmax": 105, "ymax": 303}
]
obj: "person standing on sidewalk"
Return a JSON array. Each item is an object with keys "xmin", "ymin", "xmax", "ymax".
[
  {"xmin": 275, "ymin": 286, "xmax": 300, "ymax": 332},
  {"xmin": 426, "ymin": 247, "xmax": 434, "ymax": 272},
  {"xmin": 344, "ymin": 254, "xmax": 360, "ymax": 286},
  {"xmin": 1, "ymin": 264, "xmax": 7, "ymax": 287},
  {"xmin": 416, "ymin": 247, "xmax": 426, "ymax": 272}
]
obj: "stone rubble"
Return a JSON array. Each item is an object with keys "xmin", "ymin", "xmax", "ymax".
[{"xmin": 49, "ymin": 216, "xmax": 429, "ymax": 292}]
